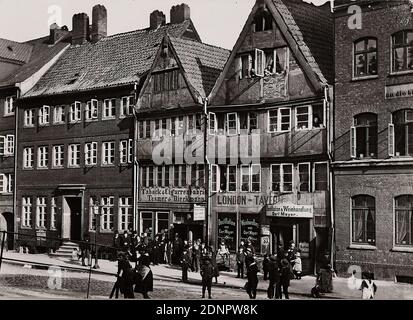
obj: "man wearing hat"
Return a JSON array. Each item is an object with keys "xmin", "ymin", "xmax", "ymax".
[
  {"xmin": 200, "ymin": 254, "xmax": 214, "ymax": 299},
  {"xmin": 245, "ymin": 249, "xmax": 259, "ymax": 299},
  {"xmin": 277, "ymin": 255, "xmax": 291, "ymax": 299},
  {"xmin": 267, "ymin": 254, "xmax": 280, "ymax": 299}
]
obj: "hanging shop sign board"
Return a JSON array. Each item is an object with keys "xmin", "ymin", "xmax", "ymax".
[
  {"xmin": 267, "ymin": 203, "xmax": 313, "ymax": 218},
  {"xmin": 193, "ymin": 205, "xmax": 205, "ymax": 221}
]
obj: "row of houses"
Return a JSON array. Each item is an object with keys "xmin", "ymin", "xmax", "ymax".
[{"xmin": 0, "ymin": 0, "xmax": 412, "ymax": 280}]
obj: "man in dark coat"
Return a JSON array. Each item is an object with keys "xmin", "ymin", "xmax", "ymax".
[
  {"xmin": 236, "ymin": 247, "xmax": 246, "ymax": 278},
  {"xmin": 245, "ymin": 250, "xmax": 259, "ymax": 299},
  {"xmin": 134, "ymin": 252, "xmax": 153, "ymax": 299},
  {"xmin": 180, "ymin": 248, "xmax": 192, "ymax": 283},
  {"xmin": 172, "ymin": 233, "xmax": 183, "ymax": 265},
  {"xmin": 80, "ymin": 233, "xmax": 91, "ymax": 267},
  {"xmin": 200, "ymin": 255, "xmax": 214, "ymax": 299},
  {"xmin": 262, "ymin": 254, "xmax": 270, "ymax": 281},
  {"xmin": 116, "ymin": 253, "xmax": 135, "ymax": 299},
  {"xmin": 267, "ymin": 255, "xmax": 280, "ymax": 299},
  {"xmin": 112, "ymin": 231, "xmax": 122, "ymax": 261},
  {"xmin": 121, "ymin": 230, "xmax": 131, "ymax": 253},
  {"xmin": 277, "ymin": 256, "xmax": 291, "ymax": 299}
]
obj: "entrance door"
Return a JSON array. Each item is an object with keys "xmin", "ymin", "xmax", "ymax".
[
  {"xmin": 272, "ymin": 225, "xmax": 294, "ymax": 252},
  {"xmin": 62, "ymin": 197, "xmax": 82, "ymax": 241}
]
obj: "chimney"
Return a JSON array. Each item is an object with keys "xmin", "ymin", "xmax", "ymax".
[
  {"xmin": 150, "ymin": 10, "xmax": 166, "ymax": 30},
  {"xmin": 49, "ymin": 23, "xmax": 70, "ymax": 44},
  {"xmin": 91, "ymin": 4, "xmax": 107, "ymax": 43},
  {"xmin": 170, "ymin": 3, "xmax": 190, "ymax": 24},
  {"xmin": 72, "ymin": 13, "xmax": 90, "ymax": 45}
]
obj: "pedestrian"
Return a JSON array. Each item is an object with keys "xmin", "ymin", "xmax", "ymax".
[
  {"xmin": 218, "ymin": 239, "xmax": 229, "ymax": 267},
  {"xmin": 246, "ymin": 239, "xmax": 255, "ymax": 255},
  {"xmin": 116, "ymin": 252, "xmax": 135, "ymax": 299},
  {"xmin": 192, "ymin": 239, "xmax": 201, "ymax": 272},
  {"xmin": 200, "ymin": 254, "xmax": 214, "ymax": 299},
  {"xmin": 360, "ymin": 274, "xmax": 377, "ymax": 299},
  {"xmin": 160, "ymin": 233, "xmax": 167, "ymax": 264},
  {"xmin": 276, "ymin": 244, "xmax": 284, "ymax": 264},
  {"xmin": 80, "ymin": 233, "xmax": 91, "ymax": 267},
  {"xmin": 181, "ymin": 248, "xmax": 192, "ymax": 283},
  {"xmin": 121, "ymin": 230, "xmax": 131, "ymax": 253},
  {"xmin": 210, "ymin": 245, "xmax": 219, "ymax": 284},
  {"xmin": 236, "ymin": 247, "xmax": 245, "ymax": 278},
  {"xmin": 134, "ymin": 251, "xmax": 153, "ymax": 299},
  {"xmin": 293, "ymin": 252, "xmax": 302, "ymax": 279},
  {"xmin": 245, "ymin": 250, "xmax": 259, "ymax": 299},
  {"xmin": 152, "ymin": 234, "xmax": 160, "ymax": 266},
  {"xmin": 267, "ymin": 254, "xmax": 280, "ymax": 299},
  {"xmin": 278, "ymin": 257, "xmax": 291, "ymax": 299},
  {"xmin": 287, "ymin": 240, "xmax": 298, "ymax": 267},
  {"xmin": 112, "ymin": 230, "xmax": 121, "ymax": 261},
  {"xmin": 130, "ymin": 231, "xmax": 140, "ymax": 264},
  {"xmin": 173, "ymin": 233, "xmax": 183, "ymax": 265},
  {"xmin": 166, "ymin": 239, "xmax": 173, "ymax": 265},
  {"xmin": 262, "ymin": 254, "xmax": 270, "ymax": 280}
]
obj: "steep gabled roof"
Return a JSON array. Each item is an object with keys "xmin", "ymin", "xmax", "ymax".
[
  {"xmin": 209, "ymin": 0, "xmax": 333, "ymax": 101},
  {"xmin": 23, "ymin": 20, "xmax": 199, "ymax": 98},
  {"xmin": 169, "ymin": 36, "xmax": 230, "ymax": 99},
  {"xmin": 0, "ymin": 36, "xmax": 70, "ymax": 88},
  {"xmin": 0, "ymin": 38, "xmax": 33, "ymax": 64}
]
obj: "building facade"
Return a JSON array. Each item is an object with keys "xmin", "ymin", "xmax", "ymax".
[
  {"xmin": 334, "ymin": 0, "xmax": 413, "ymax": 280},
  {"xmin": 208, "ymin": 0, "xmax": 334, "ymax": 274},
  {"xmin": 14, "ymin": 4, "xmax": 202, "ymax": 251}
]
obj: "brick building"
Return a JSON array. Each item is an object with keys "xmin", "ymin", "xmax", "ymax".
[
  {"xmin": 14, "ymin": 4, "xmax": 204, "ymax": 251},
  {"xmin": 208, "ymin": 0, "xmax": 334, "ymax": 273},
  {"xmin": 333, "ymin": 0, "xmax": 413, "ymax": 280},
  {"xmin": 0, "ymin": 28, "xmax": 70, "ymax": 249}
]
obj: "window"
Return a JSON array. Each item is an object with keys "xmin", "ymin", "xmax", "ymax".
[
  {"xmin": 255, "ymin": 49, "xmax": 265, "ymax": 77},
  {"xmin": 296, "ymin": 106, "xmax": 311, "ymax": 130},
  {"xmin": 141, "ymin": 212, "xmax": 153, "ymax": 237},
  {"xmin": 52, "ymin": 145, "xmax": 64, "ymax": 168},
  {"xmin": 248, "ymin": 112, "xmax": 258, "ymax": 133},
  {"xmin": 196, "ymin": 164, "xmax": 205, "ymax": 187},
  {"xmin": 254, "ymin": 10, "xmax": 272, "ymax": 32},
  {"xmin": 351, "ymin": 113, "xmax": 378, "ymax": 158},
  {"xmin": 0, "ymin": 135, "xmax": 14, "ymax": 156},
  {"xmin": 271, "ymin": 164, "xmax": 281, "ymax": 192},
  {"xmin": 22, "ymin": 197, "xmax": 32, "ymax": 227},
  {"xmin": 281, "ymin": 164, "xmax": 293, "ymax": 192},
  {"xmin": 153, "ymin": 69, "xmax": 179, "ymax": 93},
  {"xmin": 51, "ymin": 198, "xmax": 57, "ymax": 230},
  {"xmin": 391, "ymin": 109, "xmax": 413, "ymax": 156},
  {"xmin": 354, "ymin": 38, "xmax": 377, "ymax": 77},
  {"xmin": 240, "ymin": 165, "xmax": 261, "ymax": 192},
  {"xmin": 103, "ymin": 98, "xmax": 116, "ymax": 119},
  {"xmin": 23, "ymin": 147, "xmax": 34, "ymax": 168},
  {"xmin": 145, "ymin": 120, "xmax": 151, "ymax": 138},
  {"xmin": 38, "ymin": 106, "xmax": 50, "ymax": 126},
  {"xmin": 209, "ymin": 112, "xmax": 217, "ymax": 134},
  {"xmin": 24, "ymin": 109, "xmax": 35, "ymax": 127},
  {"xmin": 120, "ymin": 139, "xmax": 133, "ymax": 164},
  {"xmin": 298, "ymin": 163, "xmax": 310, "ymax": 192},
  {"xmin": 68, "ymin": 144, "xmax": 80, "ymax": 167},
  {"xmin": 36, "ymin": 197, "xmax": 47, "ymax": 229},
  {"xmin": 156, "ymin": 212, "xmax": 169, "ymax": 235},
  {"xmin": 238, "ymin": 54, "xmax": 252, "ymax": 79},
  {"xmin": 352, "ymin": 195, "xmax": 375, "ymax": 245},
  {"xmin": 119, "ymin": 197, "xmax": 133, "ymax": 231},
  {"xmin": 227, "ymin": 166, "xmax": 237, "ymax": 192},
  {"xmin": 101, "ymin": 196, "xmax": 114, "ymax": 231},
  {"xmin": 392, "ymin": 31, "xmax": 413, "ymax": 73},
  {"xmin": 195, "ymin": 114, "xmax": 202, "ymax": 132},
  {"xmin": 160, "ymin": 118, "xmax": 168, "ymax": 136},
  {"xmin": 85, "ymin": 142, "xmax": 98, "ymax": 166},
  {"xmin": 85, "ymin": 99, "xmax": 98, "ymax": 121},
  {"xmin": 314, "ymin": 162, "xmax": 328, "ymax": 191},
  {"xmin": 226, "ymin": 113, "xmax": 239, "ymax": 135},
  {"xmin": 69, "ymin": 102, "xmax": 81, "ymax": 123},
  {"xmin": 53, "ymin": 106, "xmax": 65, "ymax": 124},
  {"xmin": 241, "ymin": 165, "xmax": 250, "ymax": 192},
  {"xmin": 211, "ymin": 164, "xmax": 219, "ymax": 192},
  {"xmin": 120, "ymin": 96, "xmax": 134, "ymax": 117},
  {"xmin": 263, "ymin": 47, "xmax": 289, "ymax": 75},
  {"xmin": 395, "ymin": 195, "xmax": 413, "ymax": 246},
  {"xmin": 148, "ymin": 166, "xmax": 154, "ymax": 187},
  {"xmin": 37, "ymin": 146, "xmax": 48, "ymax": 169},
  {"xmin": 0, "ymin": 173, "xmax": 13, "ymax": 193},
  {"xmin": 4, "ymin": 96, "xmax": 15, "ymax": 116},
  {"xmin": 138, "ymin": 121, "xmax": 144, "ymax": 139},
  {"xmin": 181, "ymin": 165, "xmax": 187, "ymax": 187},
  {"xmin": 102, "ymin": 141, "xmax": 115, "ymax": 165},
  {"xmin": 268, "ymin": 108, "xmax": 291, "ymax": 132}
]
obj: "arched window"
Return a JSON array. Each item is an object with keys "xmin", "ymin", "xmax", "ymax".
[
  {"xmin": 354, "ymin": 38, "xmax": 377, "ymax": 77},
  {"xmin": 351, "ymin": 113, "xmax": 378, "ymax": 158},
  {"xmin": 392, "ymin": 30, "xmax": 413, "ymax": 72},
  {"xmin": 352, "ymin": 195, "xmax": 376, "ymax": 245},
  {"xmin": 389, "ymin": 109, "xmax": 413, "ymax": 156},
  {"xmin": 395, "ymin": 195, "xmax": 413, "ymax": 246}
]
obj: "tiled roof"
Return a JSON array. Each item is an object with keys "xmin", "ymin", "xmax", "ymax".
[
  {"xmin": 272, "ymin": 0, "xmax": 333, "ymax": 84},
  {"xmin": 23, "ymin": 21, "xmax": 195, "ymax": 98},
  {"xmin": 0, "ymin": 38, "xmax": 33, "ymax": 64},
  {"xmin": 170, "ymin": 37, "xmax": 230, "ymax": 98},
  {"xmin": 0, "ymin": 36, "xmax": 70, "ymax": 87}
]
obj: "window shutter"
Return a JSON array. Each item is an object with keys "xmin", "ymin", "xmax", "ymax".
[
  {"xmin": 248, "ymin": 54, "xmax": 253, "ymax": 77},
  {"xmin": 237, "ymin": 57, "xmax": 242, "ymax": 80},
  {"xmin": 388, "ymin": 123, "xmax": 395, "ymax": 157},
  {"xmin": 209, "ymin": 112, "xmax": 217, "ymax": 134},
  {"xmin": 350, "ymin": 126, "xmax": 356, "ymax": 158},
  {"xmin": 255, "ymin": 49, "xmax": 264, "ymax": 77},
  {"xmin": 273, "ymin": 50, "xmax": 277, "ymax": 73},
  {"xmin": 0, "ymin": 136, "xmax": 4, "ymax": 156}
]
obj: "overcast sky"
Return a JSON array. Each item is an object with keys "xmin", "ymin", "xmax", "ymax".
[{"xmin": 0, "ymin": 0, "xmax": 331, "ymax": 50}]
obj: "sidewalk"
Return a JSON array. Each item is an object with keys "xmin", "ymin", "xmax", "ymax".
[{"xmin": 2, "ymin": 251, "xmax": 412, "ymax": 299}]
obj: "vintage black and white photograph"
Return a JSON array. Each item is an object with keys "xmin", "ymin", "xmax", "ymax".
[{"xmin": 0, "ymin": 0, "xmax": 412, "ymax": 305}]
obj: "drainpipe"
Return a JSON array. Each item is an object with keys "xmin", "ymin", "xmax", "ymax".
[
  {"xmin": 203, "ymin": 97, "xmax": 211, "ymax": 246},
  {"xmin": 132, "ymin": 82, "xmax": 139, "ymax": 234},
  {"xmin": 13, "ymin": 86, "xmax": 21, "ymax": 250}
]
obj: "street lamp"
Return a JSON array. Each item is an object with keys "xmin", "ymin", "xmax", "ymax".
[{"xmin": 92, "ymin": 201, "xmax": 101, "ymax": 269}]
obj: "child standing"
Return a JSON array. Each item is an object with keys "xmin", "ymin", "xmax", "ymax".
[
  {"xmin": 236, "ymin": 247, "xmax": 245, "ymax": 278},
  {"xmin": 292, "ymin": 252, "xmax": 302, "ymax": 279}
]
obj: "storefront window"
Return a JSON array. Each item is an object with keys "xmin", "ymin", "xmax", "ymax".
[
  {"xmin": 217, "ymin": 213, "xmax": 237, "ymax": 251},
  {"xmin": 395, "ymin": 195, "xmax": 413, "ymax": 246},
  {"xmin": 141, "ymin": 212, "xmax": 153, "ymax": 238},
  {"xmin": 241, "ymin": 214, "xmax": 260, "ymax": 253},
  {"xmin": 156, "ymin": 212, "xmax": 169, "ymax": 235}
]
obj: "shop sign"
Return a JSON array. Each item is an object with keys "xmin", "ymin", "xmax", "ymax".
[
  {"xmin": 385, "ymin": 83, "xmax": 413, "ymax": 99},
  {"xmin": 267, "ymin": 203, "xmax": 313, "ymax": 218},
  {"xmin": 261, "ymin": 225, "xmax": 270, "ymax": 236},
  {"xmin": 193, "ymin": 205, "xmax": 205, "ymax": 221},
  {"xmin": 261, "ymin": 236, "xmax": 270, "ymax": 254},
  {"xmin": 215, "ymin": 193, "xmax": 286, "ymax": 206},
  {"xmin": 140, "ymin": 187, "xmax": 205, "ymax": 203}
]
